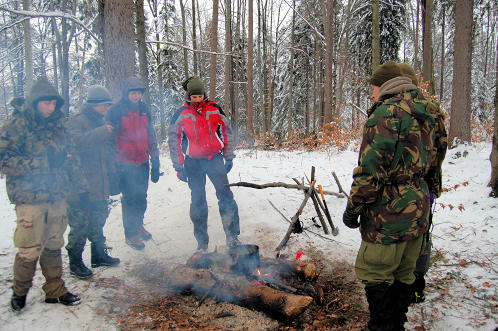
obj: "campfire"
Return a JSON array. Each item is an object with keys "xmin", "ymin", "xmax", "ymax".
[{"xmin": 165, "ymin": 245, "xmax": 324, "ymax": 320}]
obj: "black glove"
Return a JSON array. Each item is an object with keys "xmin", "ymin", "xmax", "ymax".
[
  {"xmin": 47, "ymin": 147, "xmax": 68, "ymax": 169},
  {"xmin": 150, "ymin": 157, "xmax": 160, "ymax": 183},
  {"xmin": 343, "ymin": 206, "xmax": 361, "ymax": 229},
  {"xmin": 225, "ymin": 159, "xmax": 233, "ymax": 174},
  {"xmin": 176, "ymin": 168, "xmax": 188, "ymax": 182}
]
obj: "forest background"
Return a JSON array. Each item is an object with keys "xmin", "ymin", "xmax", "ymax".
[{"xmin": 0, "ymin": 0, "xmax": 497, "ymax": 191}]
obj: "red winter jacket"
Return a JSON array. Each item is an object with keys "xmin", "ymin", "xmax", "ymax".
[{"xmin": 168, "ymin": 99, "xmax": 234, "ymax": 170}]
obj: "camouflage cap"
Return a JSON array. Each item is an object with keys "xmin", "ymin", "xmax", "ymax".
[
  {"xmin": 398, "ymin": 63, "xmax": 418, "ymax": 86},
  {"xmin": 368, "ymin": 61, "xmax": 403, "ymax": 87}
]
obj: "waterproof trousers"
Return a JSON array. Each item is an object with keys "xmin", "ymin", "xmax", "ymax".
[
  {"xmin": 184, "ymin": 154, "xmax": 240, "ymax": 248},
  {"xmin": 12, "ymin": 201, "xmax": 68, "ymax": 298},
  {"xmin": 118, "ymin": 161, "xmax": 149, "ymax": 238}
]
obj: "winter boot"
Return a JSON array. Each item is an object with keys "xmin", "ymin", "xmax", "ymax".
[
  {"xmin": 91, "ymin": 242, "xmax": 120, "ymax": 267},
  {"xmin": 125, "ymin": 235, "xmax": 145, "ymax": 250},
  {"xmin": 391, "ymin": 280, "xmax": 414, "ymax": 330},
  {"xmin": 45, "ymin": 292, "xmax": 82, "ymax": 306},
  {"xmin": 364, "ymin": 282, "xmax": 397, "ymax": 331},
  {"xmin": 138, "ymin": 225, "xmax": 152, "ymax": 241},
  {"xmin": 10, "ymin": 291, "xmax": 27, "ymax": 312},
  {"xmin": 67, "ymin": 248, "xmax": 93, "ymax": 279},
  {"xmin": 411, "ymin": 276, "xmax": 426, "ymax": 303}
]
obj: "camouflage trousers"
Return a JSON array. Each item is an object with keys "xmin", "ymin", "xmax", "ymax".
[
  {"xmin": 13, "ymin": 200, "xmax": 68, "ymax": 297},
  {"xmin": 66, "ymin": 198, "xmax": 109, "ymax": 252}
]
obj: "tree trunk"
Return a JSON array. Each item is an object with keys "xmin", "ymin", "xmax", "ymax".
[
  {"xmin": 247, "ymin": 0, "xmax": 254, "ymax": 137},
  {"xmin": 22, "ymin": 0, "xmax": 33, "ymax": 91},
  {"xmin": 439, "ymin": 4, "xmax": 445, "ymax": 101},
  {"xmin": 422, "ymin": 0, "xmax": 434, "ymax": 94},
  {"xmin": 179, "ymin": 0, "xmax": 189, "ymax": 79},
  {"xmin": 192, "ymin": 0, "xmax": 198, "ymax": 76},
  {"xmin": 224, "ymin": 0, "xmax": 236, "ymax": 141},
  {"xmin": 323, "ymin": 0, "xmax": 335, "ymax": 123},
  {"xmin": 103, "ymin": 0, "xmax": 135, "ymax": 98},
  {"xmin": 209, "ymin": 0, "xmax": 218, "ymax": 98},
  {"xmin": 448, "ymin": 0, "xmax": 473, "ymax": 145},
  {"xmin": 371, "ymin": 0, "xmax": 380, "ymax": 72},
  {"xmin": 135, "ymin": 0, "xmax": 150, "ymax": 105},
  {"xmin": 414, "ymin": 0, "xmax": 420, "ymax": 71},
  {"xmin": 287, "ymin": 0, "xmax": 296, "ymax": 135},
  {"xmin": 490, "ymin": 34, "xmax": 498, "ymax": 196}
]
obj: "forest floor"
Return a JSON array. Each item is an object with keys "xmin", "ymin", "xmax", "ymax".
[{"xmin": 0, "ymin": 142, "xmax": 496, "ymax": 330}]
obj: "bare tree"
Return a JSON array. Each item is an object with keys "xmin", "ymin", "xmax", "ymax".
[
  {"xmin": 209, "ymin": 0, "xmax": 218, "ymax": 98},
  {"xmin": 287, "ymin": 0, "xmax": 296, "ymax": 135},
  {"xmin": 103, "ymin": 0, "xmax": 135, "ymax": 97},
  {"xmin": 224, "ymin": 0, "xmax": 236, "ymax": 139},
  {"xmin": 449, "ymin": 0, "xmax": 473, "ymax": 145},
  {"xmin": 422, "ymin": 0, "xmax": 434, "ymax": 94},
  {"xmin": 371, "ymin": 0, "xmax": 380, "ymax": 72},
  {"xmin": 323, "ymin": 0, "xmax": 335, "ymax": 123},
  {"xmin": 490, "ymin": 34, "xmax": 498, "ymax": 196},
  {"xmin": 22, "ymin": 0, "xmax": 33, "ymax": 90},
  {"xmin": 439, "ymin": 2, "xmax": 446, "ymax": 100},
  {"xmin": 247, "ymin": 0, "xmax": 254, "ymax": 137},
  {"xmin": 135, "ymin": 0, "xmax": 150, "ymax": 105},
  {"xmin": 192, "ymin": 0, "xmax": 198, "ymax": 75},
  {"xmin": 179, "ymin": 0, "xmax": 189, "ymax": 79}
]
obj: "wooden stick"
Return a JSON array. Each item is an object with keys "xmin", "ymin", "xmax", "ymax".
[
  {"xmin": 228, "ymin": 181, "xmax": 345, "ymax": 198},
  {"xmin": 332, "ymin": 171, "xmax": 349, "ymax": 198},
  {"xmin": 309, "ymin": 166, "xmax": 329, "ymax": 234},
  {"xmin": 275, "ymin": 180, "xmax": 316, "ymax": 251}
]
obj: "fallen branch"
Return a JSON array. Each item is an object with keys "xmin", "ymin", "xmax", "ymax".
[
  {"xmin": 332, "ymin": 171, "xmax": 349, "ymax": 198},
  {"xmin": 229, "ymin": 181, "xmax": 345, "ymax": 198}
]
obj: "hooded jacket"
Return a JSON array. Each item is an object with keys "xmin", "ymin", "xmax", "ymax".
[
  {"xmin": 105, "ymin": 77, "xmax": 158, "ymax": 165},
  {"xmin": 347, "ymin": 76, "xmax": 436, "ymax": 244},
  {"xmin": 167, "ymin": 96, "xmax": 234, "ymax": 171},
  {"xmin": 0, "ymin": 80, "xmax": 73, "ymax": 204}
]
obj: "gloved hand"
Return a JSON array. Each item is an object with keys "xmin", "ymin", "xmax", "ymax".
[
  {"xmin": 176, "ymin": 167, "xmax": 188, "ymax": 182},
  {"xmin": 150, "ymin": 156, "xmax": 160, "ymax": 183},
  {"xmin": 342, "ymin": 206, "xmax": 361, "ymax": 229},
  {"xmin": 225, "ymin": 159, "xmax": 233, "ymax": 174},
  {"xmin": 47, "ymin": 147, "xmax": 68, "ymax": 169}
]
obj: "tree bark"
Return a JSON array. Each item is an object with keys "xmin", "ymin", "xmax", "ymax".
[
  {"xmin": 209, "ymin": 0, "xmax": 219, "ymax": 98},
  {"xmin": 490, "ymin": 33, "xmax": 498, "ymax": 196},
  {"xmin": 371, "ymin": 0, "xmax": 380, "ymax": 72},
  {"xmin": 191, "ymin": 0, "xmax": 198, "ymax": 76},
  {"xmin": 439, "ymin": 4, "xmax": 445, "ymax": 101},
  {"xmin": 135, "ymin": 0, "xmax": 150, "ymax": 105},
  {"xmin": 103, "ymin": 0, "xmax": 135, "ymax": 98},
  {"xmin": 247, "ymin": 0, "xmax": 254, "ymax": 138},
  {"xmin": 323, "ymin": 0, "xmax": 335, "ymax": 123},
  {"xmin": 414, "ymin": 0, "xmax": 420, "ymax": 71},
  {"xmin": 449, "ymin": 0, "xmax": 473, "ymax": 145},
  {"xmin": 422, "ymin": 0, "xmax": 434, "ymax": 94},
  {"xmin": 287, "ymin": 0, "xmax": 296, "ymax": 135},
  {"xmin": 179, "ymin": 0, "xmax": 189, "ymax": 79},
  {"xmin": 22, "ymin": 0, "xmax": 33, "ymax": 91},
  {"xmin": 224, "ymin": 0, "xmax": 236, "ymax": 141}
]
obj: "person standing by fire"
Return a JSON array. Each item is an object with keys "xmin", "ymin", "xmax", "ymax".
[
  {"xmin": 106, "ymin": 77, "xmax": 161, "ymax": 250},
  {"xmin": 0, "ymin": 79, "xmax": 81, "ymax": 311},
  {"xmin": 168, "ymin": 76, "xmax": 240, "ymax": 251},
  {"xmin": 342, "ymin": 62, "xmax": 436, "ymax": 330},
  {"xmin": 65, "ymin": 86, "xmax": 121, "ymax": 279}
]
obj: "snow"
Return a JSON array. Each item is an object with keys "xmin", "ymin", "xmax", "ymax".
[{"xmin": 0, "ymin": 142, "xmax": 496, "ymax": 330}]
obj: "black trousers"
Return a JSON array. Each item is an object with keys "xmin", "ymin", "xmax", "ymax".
[
  {"xmin": 118, "ymin": 161, "xmax": 149, "ymax": 238},
  {"xmin": 184, "ymin": 154, "xmax": 240, "ymax": 247}
]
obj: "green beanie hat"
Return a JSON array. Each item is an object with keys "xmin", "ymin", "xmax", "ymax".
[
  {"xmin": 368, "ymin": 61, "xmax": 403, "ymax": 87},
  {"xmin": 86, "ymin": 85, "xmax": 112, "ymax": 105},
  {"xmin": 183, "ymin": 76, "xmax": 205, "ymax": 96},
  {"xmin": 398, "ymin": 63, "xmax": 419, "ymax": 86}
]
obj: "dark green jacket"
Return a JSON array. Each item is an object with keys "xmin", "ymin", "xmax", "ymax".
[
  {"xmin": 66, "ymin": 105, "xmax": 118, "ymax": 202},
  {"xmin": 0, "ymin": 80, "xmax": 73, "ymax": 204},
  {"xmin": 347, "ymin": 77, "xmax": 436, "ymax": 244}
]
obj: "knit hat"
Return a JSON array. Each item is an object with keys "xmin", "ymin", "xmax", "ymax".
[
  {"xmin": 182, "ymin": 76, "xmax": 205, "ymax": 96},
  {"xmin": 398, "ymin": 63, "xmax": 419, "ymax": 86},
  {"xmin": 86, "ymin": 85, "xmax": 112, "ymax": 105},
  {"xmin": 368, "ymin": 61, "xmax": 403, "ymax": 87}
]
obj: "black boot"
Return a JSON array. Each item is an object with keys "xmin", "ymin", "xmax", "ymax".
[
  {"xmin": 364, "ymin": 283, "xmax": 397, "ymax": 331},
  {"xmin": 391, "ymin": 280, "xmax": 414, "ymax": 331},
  {"xmin": 411, "ymin": 276, "xmax": 426, "ymax": 303},
  {"xmin": 91, "ymin": 242, "xmax": 120, "ymax": 268},
  {"xmin": 10, "ymin": 291, "xmax": 27, "ymax": 312},
  {"xmin": 45, "ymin": 292, "xmax": 81, "ymax": 306},
  {"xmin": 67, "ymin": 248, "xmax": 93, "ymax": 279}
]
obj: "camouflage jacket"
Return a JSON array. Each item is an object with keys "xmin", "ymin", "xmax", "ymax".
[
  {"xmin": 347, "ymin": 81, "xmax": 436, "ymax": 244},
  {"xmin": 66, "ymin": 105, "xmax": 118, "ymax": 202},
  {"xmin": 0, "ymin": 81, "xmax": 76, "ymax": 204}
]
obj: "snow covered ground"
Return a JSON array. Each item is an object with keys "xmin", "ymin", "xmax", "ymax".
[{"xmin": 0, "ymin": 142, "xmax": 496, "ymax": 330}]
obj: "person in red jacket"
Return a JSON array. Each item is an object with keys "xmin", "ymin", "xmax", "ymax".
[
  {"xmin": 168, "ymin": 76, "xmax": 240, "ymax": 251},
  {"xmin": 106, "ymin": 77, "xmax": 161, "ymax": 250}
]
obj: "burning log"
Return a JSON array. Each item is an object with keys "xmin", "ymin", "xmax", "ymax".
[{"xmin": 165, "ymin": 265, "xmax": 313, "ymax": 319}]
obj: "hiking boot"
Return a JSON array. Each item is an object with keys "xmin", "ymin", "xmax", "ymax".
[
  {"xmin": 45, "ymin": 292, "xmax": 81, "ymax": 306},
  {"xmin": 67, "ymin": 248, "xmax": 93, "ymax": 279},
  {"xmin": 138, "ymin": 225, "xmax": 152, "ymax": 241},
  {"xmin": 227, "ymin": 236, "xmax": 241, "ymax": 248},
  {"xmin": 411, "ymin": 277, "xmax": 426, "ymax": 303},
  {"xmin": 125, "ymin": 235, "xmax": 145, "ymax": 250},
  {"xmin": 91, "ymin": 243, "xmax": 120, "ymax": 268},
  {"xmin": 10, "ymin": 292, "xmax": 26, "ymax": 312}
]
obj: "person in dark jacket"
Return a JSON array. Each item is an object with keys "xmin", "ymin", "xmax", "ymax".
[
  {"xmin": 65, "ymin": 86, "xmax": 120, "ymax": 279},
  {"xmin": 106, "ymin": 77, "xmax": 160, "ymax": 250},
  {"xmin": 168, "ymin": 76, "xmax": 240, "ymax": 251},
  {"xmin": 342, "ymin": 62, "xmax": 436, "ymax": 330},
  {"xmin": 0, "ymin": 79, "xmax": 81, "ymax": 311}
]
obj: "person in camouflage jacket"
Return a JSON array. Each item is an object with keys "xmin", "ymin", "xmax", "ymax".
[
  {"xmin": 65, "ymin": 86, "xmax": 120, "ymax": 279},
  {"xmin": 342, "ymin": 62, "xmax": 436, "ymax": 331},
  {"xmin": 398, "ymin": 63, "xmax": 448, "ymax": 303},
  {"xmin": 0, "ymin": 79, "xmax": 81, "ymax": 312}
]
